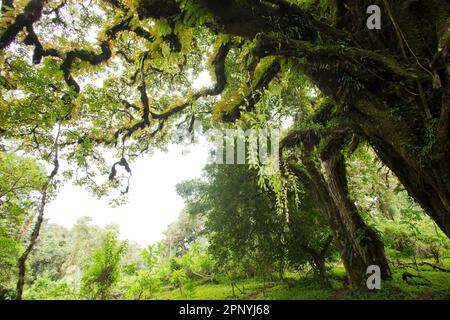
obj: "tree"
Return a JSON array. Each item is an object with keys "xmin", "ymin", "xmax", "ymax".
[
  {"xmin": 0, "ymin": 152, "xmax": 46, "ymax": 296},
  {"xmin": 184, "ymin": 165, "xmax": 287, "ymax": 281},
  {"xmin": 22, "ymin": 217, "xmax": 143, "ymax": 299},
  {"xmin": 287, "ymin": 150, "xmax": 391, "ymax": 288},
  {"xmin": 63, "ymin": 216, "xmax": 105, "ymax": 273},
  {"xmin": 178, "ymin": 163, "xmax": 336, "ymax": 288},
  {"xmin": 162, "ymin": 209, "xmax": 205, "ymax": 257},
  {"xmin": 285, "ymin": 193, "xmax": 336, "ymax": 288},
  {"xmin": 346, "ymin": 144, "xmax": 402, "ymax": 221},
  {"xmin": 29, "ymin": 222, "xmax": 70, "ymax": 281},
  {"xmin": 81, "ymin": 230, "xmax": 128, "ymax": 300},
  {"xmin": 1, "ymin": 0, "xmax": 449, "ymax": 289},
  {"xmin": 279, "ymin": 84, "xmax": 391, "ymax": 288}
]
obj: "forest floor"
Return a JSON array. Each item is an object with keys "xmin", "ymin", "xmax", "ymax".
[{"xmin": 157, "ymin": 259, "xmax": 450, "ymax": 300}]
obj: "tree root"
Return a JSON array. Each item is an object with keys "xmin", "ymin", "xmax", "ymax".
[
  {"xmin": 396, "ymin": 261, "xmax": 450, "ymax": 273},
  {"xmin": 402, "ymin": 272, "xmax": 431, "ymax": 286}
]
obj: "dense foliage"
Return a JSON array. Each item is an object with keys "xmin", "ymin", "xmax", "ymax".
[
  {"xmin": 0, "ymin": 0, "xmax": 449, "ymax": 299},
  {"xmin": 2, "ymin": 157, "xmax": 449, "ymax": 300}
]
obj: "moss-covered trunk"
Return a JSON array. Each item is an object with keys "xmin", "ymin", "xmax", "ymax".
[
  {"xmin": 322, "ymin": 154, "xmax": 391, "ymax": 287},
  {"xmin": 292, "ymin": 152, "xmax": 391, "ymax": 289}
]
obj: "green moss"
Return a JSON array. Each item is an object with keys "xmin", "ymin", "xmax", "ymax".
[{"xmin": 154, "ymin": 262, "xmax": 450, "ymax": 300}]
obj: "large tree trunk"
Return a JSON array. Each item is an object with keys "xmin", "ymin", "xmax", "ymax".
[
  {"xmin": 299, "ymin": 58, "xmax": 450, "ymax": 239},
  {"xmin": 323, "ymin": 153, "xmax": 391, "ymax": 286},
  {"xmin": 290, "ymin": 0, "xmax": 450, "ymax": 239},
  {"xmin": 291, "ymin": 152, "xmax": 391, "ymax": 289},
  {"xmin": 334, "ymin": 90, "xmax": 450, "ymax": 238}
]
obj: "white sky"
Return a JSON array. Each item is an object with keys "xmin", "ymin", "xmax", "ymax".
[
  {"xmin": 46, "ymin": 143, "xmax": 210, "ymax": 247},
  {"xmin": 46, "ymin": 72, "xmax": 213, "ymax": 247}
]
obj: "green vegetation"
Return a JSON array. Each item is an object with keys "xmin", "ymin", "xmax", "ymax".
[
  {"xmin": 1, "ymin": 0, "xmax": 450, "ymax": 300},
  {"xmin": 2, "ymin": 154, "xmax": 449, "ymax": 300}
]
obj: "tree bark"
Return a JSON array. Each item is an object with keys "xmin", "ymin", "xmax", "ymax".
[
  {"xmin": 16, "ymin": 0, "xmax": 448, "ymax": 243},
  {"xmin": 291, "ymin": 152, "xmax": 391, "ymax": 289},
  {"xmin": 323, "ymin": 153, "xmax": 391, "ymax": 287},
  {"xmin": 299, "ymin": 62, "xmax": 450, "ymax": 240}
]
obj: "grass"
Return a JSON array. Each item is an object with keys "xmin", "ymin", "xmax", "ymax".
[
  {"xmin": 155, "ymin": 261, "xmax": 450, "ymax": 300},
  {"xmin": 156, "ymin": 279, "xmax": 269, "ymax": 300}
]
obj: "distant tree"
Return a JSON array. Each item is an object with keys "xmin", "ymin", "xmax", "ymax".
[
  {"xmin": 81, "ymin": 230, "xmax": 128, "ymax": 300},
  {"xmin": 30, "ymin": 222, "xmax": 70, "ymax": 281},
  {"xmin": 162, "ymin": 209, "xmax": 206, "ymax": 257},
  {"xmin": 63, "ymin": 216, "xmax": 104, "ymax": 272}
]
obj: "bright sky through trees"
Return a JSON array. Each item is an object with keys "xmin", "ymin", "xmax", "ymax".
[{"xmin": 46, "ymin": 72, "xmax": 213, "ymax": 246}]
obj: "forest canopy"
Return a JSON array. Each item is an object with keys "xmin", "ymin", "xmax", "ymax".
[{"xmin": 0, "ymin": 0, "xmax": 450, "ymax": 300}]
